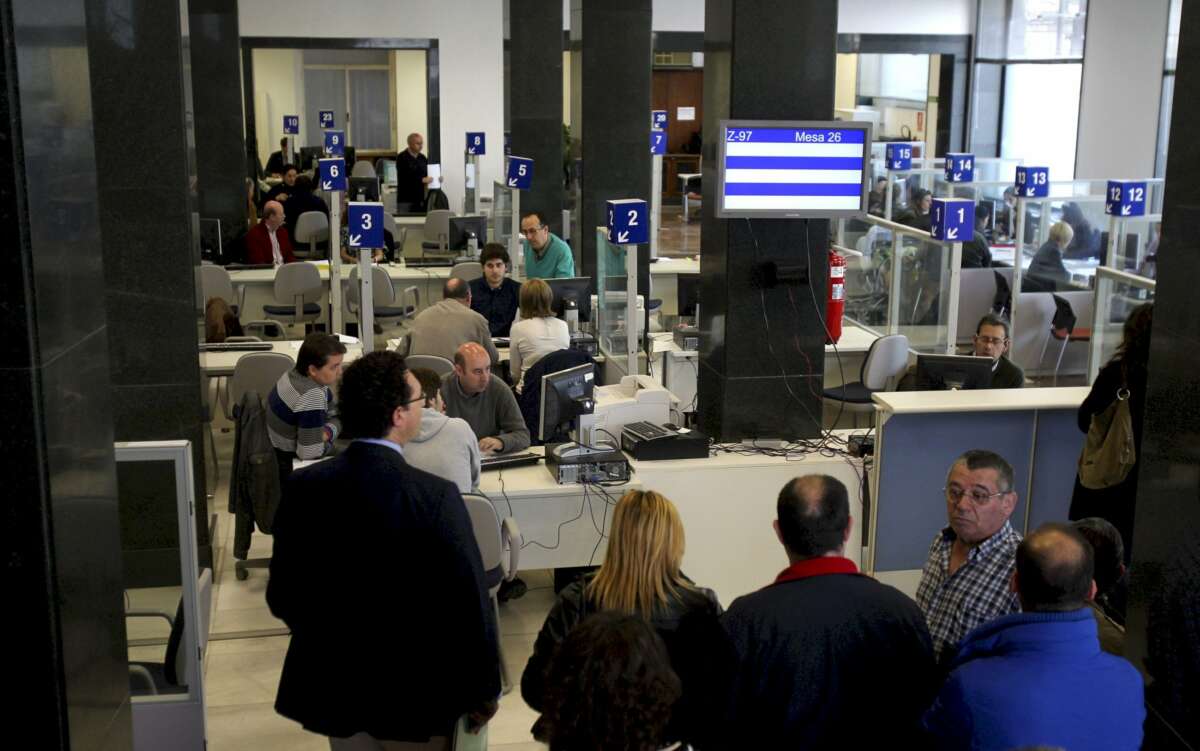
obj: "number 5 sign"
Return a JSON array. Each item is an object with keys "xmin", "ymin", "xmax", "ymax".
[
  {"xmin": 506, "ymin": 156, "xmax": 533, "ymax": 189},
  {"xmin": 606, "ymin": 198, "xmax": 648, "ymax": 245},
  {"xmin": 347, "ymin": 202, "xmax": 384, "ymax": 248}
]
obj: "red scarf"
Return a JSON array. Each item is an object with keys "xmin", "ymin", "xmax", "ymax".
[{"xmin": 774, "ymin": 556, "xmax": 859, "ymax": 585}]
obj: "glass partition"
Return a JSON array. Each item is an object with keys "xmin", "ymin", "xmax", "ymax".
[
  {"xmin": 595, "ymin": 228, "xmax": 641, "ymax": 369},
  {"xmin": 492, "ymin": 180, "xmax": 513, "ymax": 248},
  {"xmin": 1088, "ymin": 268, "xmax": 1155, "ymax": 382}
]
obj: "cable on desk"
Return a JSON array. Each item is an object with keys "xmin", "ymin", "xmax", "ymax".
[
  {"xmin": 521, "ymin": 494, "xmax": 588, "ymax": 552},
  {"xmin": 496, "ymin": 471, "xmax": 515, "ymax": 518}
]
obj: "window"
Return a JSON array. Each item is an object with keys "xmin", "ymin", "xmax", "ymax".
[
  {"xmin": 301, "ymin": 49, "xmax": 393, "ymax": 151},
  {"xmin": 1155, "ymin": 0, "xmax": 1181, "ymax": 177}
]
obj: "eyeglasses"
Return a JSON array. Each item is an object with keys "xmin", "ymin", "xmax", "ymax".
[
  {"xmin": 974, "ymin": 335, "xmax": 1008, "ymax": 346},
  {"xmin": 944, "ymin": 485, "xmax": 1009, "ymax": 505},
  {"xmin": 520, "ymin": 225, "xmax": 545, "ymax": 236}
]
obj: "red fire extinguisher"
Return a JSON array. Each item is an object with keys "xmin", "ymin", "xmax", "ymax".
[{"xmin": 827, "ymin": 249, "xmax": 845, "ymax": 344}]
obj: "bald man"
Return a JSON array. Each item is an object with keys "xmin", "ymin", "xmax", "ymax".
[
  {"xmin": 396, "ymin": 131, "xmax": 432, "ymax": 209},
  {"xmin": 440, "ymin": 342, "xmax": 529, "ymax": 455},
  {"xmin": 245, "ymin": 200, "xmax": 296, "ymax": 266},
  {"xmin": 714, "ymin": 476, "xmax": 936, "ymax": 748},
  {"xmin": 406, "ymin": 278, "xmax": 499, "ymax": 364},
  {"xmin": 923, "ymin": 522, "xmax": 1144, "ymax": 751}
]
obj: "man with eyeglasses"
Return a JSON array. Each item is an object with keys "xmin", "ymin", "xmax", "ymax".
[
  {"xmin": 916, "ymin": 449, "xmax": 1022, "ymax": 662},
  {"xmin": 972, "ymin": 313, "xmax": 1024, "ymax": 389},
  {"xmin": 519, "ymin": 210, "xmax": 576, "ymax": 279}
]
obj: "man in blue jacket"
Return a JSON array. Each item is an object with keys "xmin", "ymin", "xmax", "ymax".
[{"xmin": 922, "ymin": 522, "xmax": 1144, "ymax": 751}]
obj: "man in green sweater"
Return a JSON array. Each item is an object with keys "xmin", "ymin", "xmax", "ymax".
[
  {"xmin": 441, "ymin": 342, "xmax": 531, "ymax": 455},
  {"xmin": 520, "ymin": 210, "xmax": 576, "ymax": 279}
]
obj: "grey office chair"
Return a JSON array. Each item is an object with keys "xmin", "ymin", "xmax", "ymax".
[
  {"xmin": 450, "ymin": 261, "xmax": 483, "ymax": 282},
  {"xmin": 199, "ymin": 264, "xmax": 244, "ymax": 316},
  {"xmin": 127, "ymin": 567, "xmax": 213, "ymax": 696},
  {"xmin": 462, "ymin": 493, "xmax": 521, "ymax": 694},
  {"xmin": 345, "ymin": 264, "xmax": 416, "ymax": 332},
  {"xmin": 404, "ymin": 354, "xmax": 454, "ymax": 376},
  {"xmin": 421, "ymin": 209, "xmax": 455, "ymax": 256},
  {"xmin": 222, "ymin": 351, "xmax": 294, "ymax": 422},
  {"xmin": 293, "ymin": 211, "xmax": 330, "ymax": 259},
  {"xmin": 822, "ymin": 334, "xmax": 910, "ymax": 423},
  {"xmin": 264, "ymin": 263, "xmax": 323, "ymax": 330},
  {"xmin": 242, "ymin": 320, "xmax": 286, "ymax": 341},
  {"xmin": 351, "ymin": 160, "xmax": 377, "ymax": 178}
]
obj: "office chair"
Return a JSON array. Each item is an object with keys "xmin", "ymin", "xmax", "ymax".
[
  {"xmin": 822, "ymin": 334, "xmax": 910, "ymax": 425},
  {"xmin": 199, "ymin": 264, "xmax": 245, "ymax": 317},
  {"xmin": 421, "ymin": 209, "xmax": 455, "ymax": 256},
  {"xmin": 242, "ymin": 320, "xmax": 286, "ymax": 341},
  {"xmin": 293, "ymin": 211, "xmax": 330, "ymax": 259},
  {"xmin": 127, "ymin": 568, "xmax": 213, "ymax": 696},
  {"xmin": 345, "ymin": 264, "xmax": 418, "ymax": 334},
  {"xmin": 350, "ymin": 160, "xmax": 377, "ymax": 178},
  {"xmin": 450, "ymin": 261, "xmax": 483, "ymax": 282},
  {"xmin": 404, "ymin": 354, "xmax": 454, "ymax": 376},
  {"xmin": 462, "ymin": 493, "xmax": 522, "ymax": 694},
  {"xmin": 264, "ymin": 263, "xmax": 323, "ymax": 331},
  {"xmin": 221, "ymin": 351, "xmax": 293, "ymax": 423},
  {"xmin": 1038, "ymin": 294, "xmax": 1090, "ymax": 386},
  {"xmin": 382, "ymin": 212, "xmax": 408, "ymax": 257}
]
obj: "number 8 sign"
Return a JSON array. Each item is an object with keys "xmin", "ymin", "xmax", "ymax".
[{"xmin": 348, "ymin": 202, "xmax": 384, "ymax": 248}]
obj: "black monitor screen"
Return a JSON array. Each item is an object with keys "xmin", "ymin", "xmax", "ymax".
[
  {"xmin": 298, "ymin": 146, "xmax": 322, "ymax": 172},
  {"xmin": 539, "ymin": 363, "xmax": 595, "ymax": 443},
  {"xmin": 349, "ymin": 176, "xmax": 380, "ymax": 202},
  {"xmin": 676, "ymin": 274, "xmax": 700, "ymax": 318},
  {"xmin": 449, "ymin": 215, "xmax": 488, "ymax": 251},
  {"xmin": 545, "ymin": 276, "xmax": 593, "ymax": 324},
  {"xmin": 916, "ymin": 354, "xmax": 994, "ymax": 391}
]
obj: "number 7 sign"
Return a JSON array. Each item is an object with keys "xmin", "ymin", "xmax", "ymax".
[{"xmin": 606, "ymin": 198, "xmax": 648, "ymax": 245}]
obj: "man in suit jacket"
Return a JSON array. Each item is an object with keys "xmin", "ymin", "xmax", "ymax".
[
  {"xmin": 244, "ymin": 200, "xmax": 296, "ymax": 266},
  {"xmin": 267, "ymin": 350, "xmax": 501, "ymax": 748}
]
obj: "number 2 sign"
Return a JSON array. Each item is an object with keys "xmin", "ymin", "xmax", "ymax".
[{"xmin": 606, "ymin": 198, "xmax": 648, "ymax": 245}]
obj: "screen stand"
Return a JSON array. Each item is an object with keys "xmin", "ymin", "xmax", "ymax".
[{"xmin": 550, "ymin": 415, "xmax": 615, "ymax": 458}]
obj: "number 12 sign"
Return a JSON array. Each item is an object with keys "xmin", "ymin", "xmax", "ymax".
[
  {"xmin": 1106, "ymin": 180, "xmax": 1146, "ymax": 217},
  {"xmin": 606, "ymin": 199, "xmax": 648, "ymax": 245},
  {"xmin": 347, "ymin": 202, "xmax": 384, "ymax": 248}
]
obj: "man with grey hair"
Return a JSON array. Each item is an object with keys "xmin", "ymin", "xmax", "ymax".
[
  {"xmin": 916, "ymin": 449, "xmax": 1022, "ymax": 662},
  {"xmin": 972, "ymin": 313, "xmax": 1024, "ymax": 389},
  {"xmin": 407, "ymin": 278, "xmax": 499, "ymax": 364},
  {"xmin": 396, "ymin": 131, "xmax": 431, "ymax": 209}
]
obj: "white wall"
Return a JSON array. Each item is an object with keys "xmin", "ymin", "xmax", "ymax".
[
  {"xmin": 241, "ymin": 0, "xmax": 505, "ymax": 210},
  {"xmin": 252, "ymin": 49, "xmax": 303, "ymax": 168},
  {"xmin": 393, "ymin": 50, "xmax": 428, "ymax": 155},
  {"xmin": 1075, "ymin": 0, "xmax": 1170, "ymax": 179}
]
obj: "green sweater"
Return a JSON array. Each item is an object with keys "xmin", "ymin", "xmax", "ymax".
[{"xmin": 522, "ymin": 232, "xmax": 576, "ymax": 279}]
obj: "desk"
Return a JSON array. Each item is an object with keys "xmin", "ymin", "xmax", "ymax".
[
  {"xmin": 990, "ymin": 246, "xmax": 1099, "ymax": 288},
  {"xmin": 678, "ymin": 173, "xmax": 701, "ymax": 221},
  {"xmin": 648, "ymin": 256, "xmax": 699, "ymax": 316},
  {"xmin": 199, "ymin": 341, "xmax": 364, "ymax": 377}
]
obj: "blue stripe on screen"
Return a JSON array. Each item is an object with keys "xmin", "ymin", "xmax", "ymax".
[
  {"xmin": 723, "ymin": 183, "xmax": 864, "ymax": 197},
  {"xmin": 724, "ymin": 156, "xmax": 865, "ymax": 170}
]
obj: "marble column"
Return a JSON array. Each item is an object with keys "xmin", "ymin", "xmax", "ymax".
[{"xmin": 509, "ymin": 0, "xmax": 564, "ymax": 237}]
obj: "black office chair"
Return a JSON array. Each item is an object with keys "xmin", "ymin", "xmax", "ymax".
[{"xmin": 1039, "ymin": 294, "xmax": 1090, "ymax": 386}]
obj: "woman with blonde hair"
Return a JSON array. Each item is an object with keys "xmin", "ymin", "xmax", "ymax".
[
  {"xmin": 1024, "ymin": 220, "xmax": 1075, "ymax": 292},
  {"xmin": 510, "ymin": 277, "xmax": 570, "ymax": 393},
  {"xmin": 521, "ymin": 490, "xmax": 720, "ymax": 721}
]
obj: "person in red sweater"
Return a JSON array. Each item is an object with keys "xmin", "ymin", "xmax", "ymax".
[{"xmin": 245, "ymin": 200, "xmax": 296, "ymax": 266}]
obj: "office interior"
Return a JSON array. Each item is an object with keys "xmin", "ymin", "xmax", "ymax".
[{"xmin": 7, "ymin": 0, "xmax": 1198, "ymax": 749}]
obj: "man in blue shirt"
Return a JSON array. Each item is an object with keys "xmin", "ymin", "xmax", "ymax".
[
  {"xmin": 469, "ymin": 243, "xmax": 520, "ymax": 337},
  {"xmin": 520, "ymin": 210, "xmax": 575, "ymax": 279}
]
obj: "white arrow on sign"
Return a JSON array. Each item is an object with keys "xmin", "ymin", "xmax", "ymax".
[
  {"xmin": 1025, "ymin": 187, "xmax": 1035, "ymax": 196},
  {"xmin": 953, "ymin": 172, "xmax": 963, "ymax": 180},
  {"xmin": 468, "ymin": 148, "xmax": 476, "ymax": 155},
  {"xmin": 617, "ymin": 231, "xmax": 630, "ymax": 243},
  {"xmin": 349, "ymin": 234, "xmax": 362, "ymax": 245},
  {"xmin": 322, "ymin": 180, "xmax": 333, "ymax": 190},
  {"xmin": 1121, "ymin": 205, "xmax": 1131, "ymax": 216},
  {"xmin": 946, "ymin": 227, "xmax": 959, "ymax": 240},
  {"xmin": 507, "ymin": 178, "xmax": 519, "ymax": 187}
]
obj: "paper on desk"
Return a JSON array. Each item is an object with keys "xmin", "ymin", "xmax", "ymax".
[
  {"xmin": 289, "ymin": 333, "xmax": 358, "ymax": 350},
  {"xmin": 428, "ymin": 163, "xmax": 443, "ymax": 189}
]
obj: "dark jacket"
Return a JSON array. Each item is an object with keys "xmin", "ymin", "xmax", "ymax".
[
  {"xmin": 396, "ymin": 149, "xmax": 428, "ymax": 207},
  {"xmin": 267, "ymin": 441, "xmax": 501, "ymax": 741},
  {"xmin": 716, "ymin": 558, "xmax": 937, "ymax": 749},
  {"xmin": 265, "ymin": 149, "xmax": 287, "ymax": 176},
  {"xmin": 922, "ymin": 608, "xmax": 1144, "ymax": 751},
  {"xmin": 961, "ymin": 235, "xmax": 993, "ymax": 268},
  {"xmin": 469, "ymin": 276, "xmax": 521, "ymax": 337},
  {"xmin": 1024, "ymin": 240, "xmax": 1071, "ymax": 291},
  {"xmin": 284, "ymin": 190, "xmax": 330, "ymax": 239},
  {"xmin": 228, "ymin": 391, "xmax": 281, "ymax": 560},
  {"xmin": 989, "ymin": 355, "xmax": 1025, "ymax": 389}
]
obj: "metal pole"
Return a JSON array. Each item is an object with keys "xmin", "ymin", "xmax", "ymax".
[
  {"xmin": 946, "ymin": 241, "xmax": 962, "ymax": 354},
  {"xmin": 888, "ymin": 232, "xmax": 902, "ymax": 335},
  {"xmin": 650, "ymin": 154, "xmax": 662, "ymax": 260},
  {"xmin": 885, "ymin": 178, "xmax": 894, "ymax": 222},
  {"xmin": 1011, "ymin": 197, "xmax": 1026, "ymax": 345},
  {"xmin": 358, "ymin": 243, "xmax": 374, "ymax": 353},
  {"xmin": 510, "ymin": 189, "xmax": 523, "ymax": 279},
  {"xmin": 1105, "ymin": 215, "xmax": 1120, "ymax": 268},
  {"xmin": 624, "ymin": 241, "xmax": 639, "ymax": 375},
  {"xmin": 329, "ymin": 195, "xmax": 343, "ymax": 334},
  {"xmin": 465, "ymin": 153, "xmax": 478, "ymax": 214}
]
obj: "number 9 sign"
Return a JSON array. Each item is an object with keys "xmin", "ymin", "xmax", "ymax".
[
  {"xmin": 347, "ymin": 202, "xmax": 384, "ymax": 248},
  {"xmin": 324, "ymin": 129, "xmax": 345, "ymax": 157}
]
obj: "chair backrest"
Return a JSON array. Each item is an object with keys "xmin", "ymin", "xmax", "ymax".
[
  {"xmin": 1050, "ymin": 293, "xmax": 1077, "ymax": 334},
  {"xmin": 956, "ymin": 268, "xmax": 1001, "ymax": 344},
  {"xmin": 229, "ymin": 352, "xmax": 294, "ymax": 408},
  {"xmin": 199, "ymin": 264, "xmax": 235, "ymax": 306},
  {"xmin": 273, "ymin": 262, "xmax": 322, "ymax": 304},
  {"xmin": 404, "ymin": 354, "xmax": 454, "ymax": 376},
  {"xmin": 165, "ymin": 567, "xmax": 213, "ymax": 687},
  {"xmin": 383, "ymin": 211, "xmax": 397, "ymax": 238},
  {"xmin": 424, "ymin": 209, "xmax": 454, "ymax": 236},
  {"xmin": 346, "ymin": 264, "xmax": 398, "ymax": 310},
  {"xmin": 462, "ymin": 493, "xmax": 503, "ymax": 572},
  {"xmin": 294, "ymin": 211, "xmax": 330, "ymax": 243},
  {"xmin": 243, "ymin": 320, "xmax": 287, "ymax": 341},
  {"xmin": 351, "ymin": 160, "xmax": 377, "ymax": 178},
  {"xmin": 861, "ymin": 334, "xmax": 911, "ymax": 391},
  {"xmin": 450, "ymin": 261, "xmax": 483, "ymax": 282}
]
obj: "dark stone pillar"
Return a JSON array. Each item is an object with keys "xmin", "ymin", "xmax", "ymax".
[
  {"xmin": 1124, "ymin": 3, "xmax": 1200, "ymax": 747},
  {"xmin": 697, "ymin": 0, "xmax": 837, "ymax": 441},
  {"xmin": 509, "ymin": 0, "xmax": 564, "ymax": 237},
  {"xmin": 2, "ymin": 1, "xmax": 133, "ymax": 748},
  {"xmin": 574, "ymin": 0, "xmax": 652, "ymax": 316},
  {"xmin": 188, "ymin": 0, "xmax": 248, "ymax": 248},
  {"xmin": 86, "ymin": 0, "xmax": 211, "ymax": 577}
]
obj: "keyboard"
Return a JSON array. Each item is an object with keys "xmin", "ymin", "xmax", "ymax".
[
  {"xmin": 405, "ymin": 258, "xmax": 455, "ymax": 268},
  {"xmin": 481, "ymin": 451, "xmax": 541, "ymax": 471},
  {"xmin": 199, "ymin": 342, "xmax": 273, "ymax": 352},
  {"xmin": 622, "ymin": 421, "xmax": 673, "ymax": 442},
  {"xmin": 492, "ymin": 337, "xmax": 510, "ymax": 348}
]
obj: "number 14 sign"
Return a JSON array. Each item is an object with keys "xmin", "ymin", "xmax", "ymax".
[{"xmin": 607, "ymin": 199, "xmax": 648, "ymax": 245}]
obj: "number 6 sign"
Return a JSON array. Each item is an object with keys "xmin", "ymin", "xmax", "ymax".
[
  {"xmin": 348, "ymin": 202, "xmax": 384, "ymax": 248},
  {"xmin": 318, "ymin": 158, "xmax": 346, "ymax": 192},
  {"xmin": 606, "ymin": 198, "xmax": 648, "ymax": 245}
]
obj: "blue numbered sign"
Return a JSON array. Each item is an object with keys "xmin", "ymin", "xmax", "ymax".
[
  {"xmin": 1105, "ymin": 180, "xmax": 1147, "ymax": 217},
  {"xmin": 606, "ymin": 199, "xmax": 648, "ymax": 245},
  {"xmin": 324, "ymin": 129, "xmax": 345, "ymax": 157},
  {"xmin": 886, "ymin": 143, "xmax": 913, "ymax": 171},
  {"xmin": 944, "ymin": 152, "xmax": 974, "ymax": 183},
  {"xmin": 282, "ymin": 115, "xmax": 299, "ymax": 134},
  {"xmin": 930, "ymin": 198, "xmax": 974, "ymax": 242},
  {"xmin": 318, "ymin": 158, "xmax": 346, "ymax": 192},
  {"xmin": 466, "ymin": 132, "xmax": 486, "ymax": 155},
  {"xmin": 1015, "ymin": 166, "xmax": 1049, "ymax": 198},
  {"xmin": 506, "ymin": 156, "xmax": 534, "ymax": 190},
  {"xmin": 319, "ymin": 110, "xmax": 335, "ymax": 129},
  {"xmin": 347, "ymin": 202, "xmax": 384, "ymax": 249},
  {"xmin": 652, "ymin": 110, "xmax": 668, "ymax": 129},
  {"xmin": 650, "ymin": 129, "xmax": 666, "ymax": 156}
]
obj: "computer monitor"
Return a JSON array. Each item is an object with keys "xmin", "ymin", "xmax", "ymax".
[
  {"xmin": 344, "ymin": 146, "xmax": 357, "ymax": 168},
  {"xmin": 1098, "ymin": 231, "xmax": 1140, "ymax": 269},
  {"xmin": 199, "ymin": 218, "xmax": 222, "ymax": 263},
  {"xmin": 379, "ymin": 158, "xmax": 397, "ymax": 186},
  {"xmin": 545, "ymin": 276, "xmax": 593, "ymax": 324},
  {"xmin": 539, "ymin": 362, "xmax": 596, "ymax": 444},
  {"xmin": 915, "ymin": 354, "xmax": 994, "ymax": 390},
  {"xmin": 298, "ymin": 146, "xmax": 322, "ymax": 172},
  {"xmin": 348, "ymin": 176, "xmax": 380, "ymax": 202},
  {"xmin": 676, "ymin": 274, "xmax": 700, "ymax": 319},
  {"xmin": 716, "ymin": 120, "xmax": 872, "ymax": 218},
  {"xmin": 449, "ymin": 215, "xmax": 488, "ymax": 252}
]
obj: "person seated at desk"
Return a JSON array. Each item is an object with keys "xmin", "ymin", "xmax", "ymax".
[
  {"xmin": 896, "ymin": 188, "xmax": 932, "ymax": 231},
  {"xmin": 1062, "ymin": 201, "xmax": 1102, "ymax": 260},
  {"xmin": 1024, "ymin": 221, "xmax": 1074, "ymax": 292},
  {"xmin": 520, "ymin": 210, "xmax": 576, "ymax": 279},
  {"xmin": 510, "ymin": 278, "xmax": 570, "ymax": 394},
  {"xmin": 396, "ymin": 131, "xmax": 431, "ymax": 211},
  {"xmin": 961, "ymin": 204, "xmax": 994, "ymax": 268},
  {"xmin": 266, "ymin": 333, "xmax": 345, "ymax": 487},
  {"xmin": 264, "ymin": 137, "xmax": 289, "ymax": 176},
  {"xmin": 407, "ymin": 278, "xmax": 499, "ymax": 364},
  {"xmin": 403, "ymin": 367, "xmax": 480, "ymax": 494},
  {"xmin": 283, "ymin": 174, "xmax": 329, "ymax": 240},
  {"xmin": 469, "ymin": 243, "xmax": 520, "ymax": 337},
  {"xmin": 972, "ymin": 313, "xmax": 1024, "ymax": 388},
  {"xmin": 867, "ymin": 176, "xmax": 889, "ymax": 217},
  {"xmin": 441, "ymin": 342, "xmax": 530, "ymax": 456},
  {"xmin": 337, "ymin": 193, "xmax": 396, "ymax": 264},
  {"xmin": 263, "ymin": 165, "xmax": 297, "ymax": 206},
  {"xmin": 993, "ymin": 186, "xmax": 1017, "ymax": 241},
  {"xmin": 244, "ymin": 200, "xmax": 296, "ymax": 266}
]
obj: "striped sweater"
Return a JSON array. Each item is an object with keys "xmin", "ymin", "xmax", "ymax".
[{"xmin": 267, "ymin": 369, "xmax": 340, "ymax": 460}]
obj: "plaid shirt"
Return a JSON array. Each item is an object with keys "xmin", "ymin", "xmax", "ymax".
[{"xmin": 916, "ymin": 521, "xmax": 1022, "ymax": 661}]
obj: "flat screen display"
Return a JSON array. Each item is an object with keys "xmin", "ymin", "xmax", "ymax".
[{"xmin": 716, "ymin": 120, "xmax": 872, "ymax": 218}]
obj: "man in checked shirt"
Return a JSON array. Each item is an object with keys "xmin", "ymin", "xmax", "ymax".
[{"xmin": 917, "ymin": 449, "xmax": 1022, "ymax": 663}]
